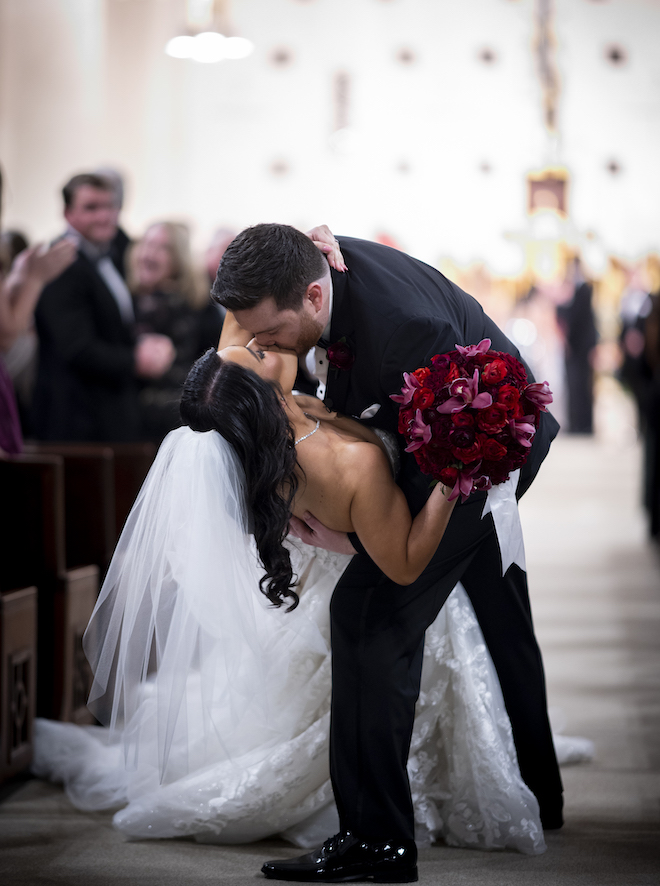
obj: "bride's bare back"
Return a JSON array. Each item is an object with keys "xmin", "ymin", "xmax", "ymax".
[{"xmin": 289, "ymin": 398, "xmax": 456, "ymax": 585}]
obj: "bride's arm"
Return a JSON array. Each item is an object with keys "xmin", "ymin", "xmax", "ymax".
[
  {"xmin": 217, "ymin": 310, "xmax": 252, "ymax": 349},
  {"xmin": 346, "ymin": 445, "xmax": 456, "ymax": 585}
]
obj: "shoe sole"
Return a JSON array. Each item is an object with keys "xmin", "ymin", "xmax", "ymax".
[{"xmin": 261, "ymin": 866, "xmax": 418, "ymax": 883}]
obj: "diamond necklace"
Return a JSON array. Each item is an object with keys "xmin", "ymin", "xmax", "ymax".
[{"xmin": 294, "ymin": 414, "xmax": 321, "ymax": 446}]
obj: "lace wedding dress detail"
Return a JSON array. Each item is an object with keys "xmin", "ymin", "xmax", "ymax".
[{"xmin": 32, "ymin": 426, "xmax": 546, "ymax": 855}]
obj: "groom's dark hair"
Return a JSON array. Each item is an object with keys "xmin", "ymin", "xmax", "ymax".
[{"xmin": 211, "ymin": 223, "xmax": 328, "ymax": 312}]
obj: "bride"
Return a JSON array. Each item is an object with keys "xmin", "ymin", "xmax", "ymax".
[{"xmin": 33, "ymin": 339, "xmax": 549, "ymax": 857}]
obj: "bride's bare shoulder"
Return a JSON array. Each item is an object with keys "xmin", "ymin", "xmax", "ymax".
[{"xmin": 336, "ymin": 438, "xmax": 392, "ymax": 489}]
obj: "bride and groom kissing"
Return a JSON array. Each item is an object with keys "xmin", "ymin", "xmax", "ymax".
[
  {"xmin": 209, "ymin": 224, "xmax": 562, "ymax": 882},
  {"xmin": 35, "ymin": 222, "xmax": 562, "ymax": 884}
]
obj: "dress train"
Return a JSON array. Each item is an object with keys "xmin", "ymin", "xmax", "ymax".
[{"xmin": 33, "ymin": 549, "xmax": 546, "ymax": 854}]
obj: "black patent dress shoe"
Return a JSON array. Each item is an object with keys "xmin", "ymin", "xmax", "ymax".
[
  {"xmin": 539, "ymin": 797, "xmax": 564, "ymax": 830},
  {"xmin": 261, "ymin": 831, "xmax": 418, "ymax": 882}
]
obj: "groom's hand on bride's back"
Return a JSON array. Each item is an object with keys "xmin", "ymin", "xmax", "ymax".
[{"xmin": 289, "ymin": 512, "xmax": 357, "ymax": 555}]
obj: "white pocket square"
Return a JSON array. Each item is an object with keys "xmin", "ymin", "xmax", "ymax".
[{"xmin": 358, "ymin": 404, "xmax": 381, "ymax": 420}]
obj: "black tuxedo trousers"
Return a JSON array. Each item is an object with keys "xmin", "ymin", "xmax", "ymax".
[
  {"xmin": 323, "ymin": 237, "xmax": 562, "ymax": 842},
  {"xmin": 329, "ymin": 497, "xmax": 561, "ymax": 842}
]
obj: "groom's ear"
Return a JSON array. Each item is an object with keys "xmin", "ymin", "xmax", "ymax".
[{"xmin": 305, "ymin": 281, "xmax": 325, "ymax": 314}]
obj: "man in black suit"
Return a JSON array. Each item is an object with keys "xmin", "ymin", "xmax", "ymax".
[
  {"xmin": 212, "ymin": 224, "xmax": 562, "ymax": 883},
  {"xmin": 33, "ymin": 173, "xmax": 174, "ymax": 441}
]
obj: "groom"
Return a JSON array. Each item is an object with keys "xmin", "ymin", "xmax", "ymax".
[{"xmin": 212, "ymin": 224, "xmax": 562, "ymax": 883}]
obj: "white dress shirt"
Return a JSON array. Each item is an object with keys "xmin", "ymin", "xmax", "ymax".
[{"xmin": 303, "ymin": 286, "xmax": 333, "ymax": 399}]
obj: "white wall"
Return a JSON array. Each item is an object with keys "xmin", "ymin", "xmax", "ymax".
[{"xmin": 1, "ymin": 0, "xmax": 659, "ymax": 270}]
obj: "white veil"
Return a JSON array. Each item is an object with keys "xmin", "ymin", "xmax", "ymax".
[{"xmin": 84, "ymin": 426, "xmax": 327, "ymax": 790}]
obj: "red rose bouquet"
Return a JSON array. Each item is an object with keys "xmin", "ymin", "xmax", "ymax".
[{"xmin": 391, "ymin": 339, "xmax": 553, "ymax": 502}]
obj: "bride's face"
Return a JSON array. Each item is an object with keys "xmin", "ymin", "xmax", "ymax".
[{"xmin": 218, "ymin": 342, "xmax": 298, "ymax": 392}]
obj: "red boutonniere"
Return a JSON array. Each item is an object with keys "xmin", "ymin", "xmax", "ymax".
[{"xmin": 326, "ymin": 337, "xmax": 355, "ymax": 371}]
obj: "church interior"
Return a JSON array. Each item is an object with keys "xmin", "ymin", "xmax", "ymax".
[{"xmin": 1, "ymin": 0, "xmax": 659, "ymax": 883}]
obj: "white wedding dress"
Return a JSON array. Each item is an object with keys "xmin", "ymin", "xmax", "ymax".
[{"xmin": 32, "ymin": 427, "xmax": 549, "ymax": 855}]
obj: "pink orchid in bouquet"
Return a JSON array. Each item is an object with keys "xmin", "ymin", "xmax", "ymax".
[{"xmin": 391, "ymin": 339, "xmax": 553, "ymax": 503}]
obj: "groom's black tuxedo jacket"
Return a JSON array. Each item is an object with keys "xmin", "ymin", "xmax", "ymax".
[{"xmin": 325, "ymin": 237, "xmax": 560, "ymax": 517}]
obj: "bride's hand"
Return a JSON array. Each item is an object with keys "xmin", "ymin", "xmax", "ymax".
[
  {"xmin": 306, "ymin": 225, "xmax": 347, "ymax": 273},
  {"xmin": 289, "ymin": 512, "xmax": 357, "ymax": 555}
]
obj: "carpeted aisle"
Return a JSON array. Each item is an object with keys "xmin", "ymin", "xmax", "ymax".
[{"xmin": 1, "ymin": 395, "xmax": 659, "ymax": 884}]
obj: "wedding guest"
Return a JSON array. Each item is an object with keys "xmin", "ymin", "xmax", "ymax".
[
  {"xmin": 617, "ymin": 260, "xmax": 658, "ymax": 531},
  {"xmin": 618, "ymin": 261, "xmax": 654, "ymax": 429},
  {"xmin": 129, "ymin": 221, "xmax": 222, "ymax": 442},
  {"xmin": 204, "ymin": 226, "xmax": 236, "ymax": 288},
  {"xmin": 93, "ymin": 166, "xmax": 131, "ymax": 275},
  {"xmin": 555, "ymin": 255, "xmax": 598, "ymax": 434},
  {"xmin": 642, "ymin": 289, "xmax": 660, "ymax": 538},
  {"xmin": 0, "ymin": 169, "xmax": 76, "ymax": 452},
  {"xmin": 2, "ymin": 230, "xmax": 36, "ymax": 433},
  {"xmin": 32, "ymin": 173, "xmax": 174, "ymax": 442},
  {"xmin": 1, "ymin": 229, "xmax": 29, "ymax": 264}
]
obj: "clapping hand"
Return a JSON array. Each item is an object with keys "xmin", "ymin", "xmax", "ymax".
[
  {"xmin": 0, "ymin": 239, "xmax": 78, "ymax": 349},
  {"xmin": 9, "ymin": 239, "xmax": 77, "ymax": 287},
  {"xmin": 134, "ymin": 333, "xmax": 176, "ymax": 379}
]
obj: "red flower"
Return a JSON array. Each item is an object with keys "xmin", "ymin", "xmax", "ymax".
[
  {"xmin": 431, "ymin": 421, "xmax": 451, "ymax": 445},
  {"xmin": 501, "ymin": 352, "xmax": 527, "ymax": 384},
  {"xmin": 449, "ymin": 427, "xmax": 475, "ymax": 449},
  {"xmin": 412, "ymin": 387, "xmax": 435, "ymax": 409},
  {"xmin": 446, "ymin": 362, "xmax": 462, "ymax": 383},
  {"xmin": 413, "ymin": 367, "xmax": 431, "ymax": 382},
  {"xmin": 439, "ymin": 466, "xmax": 459, "ymax": 486},
  {"xmin": 497, "ymin": 384, "xmax": 521, "ymax": 411},
  {"xmin": 476, "ymin": 404, "xmax": 508, "ymax": 434},
  {"xmin": 451, "ymin": 411, "xmax": 475, "ymax": 427},
  {"xmin": 481, "ymin": 359, "xmax": 508, "ymax": 384},
  {"xmin": 398, "ymin": 407, "xmax": 414, "ymax": 435},
  {"xmin": 326, "ymin": 339, "xmax": 355, "ymax": 371},
  {"xmin": 451, "ymin": 432, "xmax": 484, "ymax": 463},
  {"xmin": 482, "ymin": 438, "xmax": 508, "ymax": 461},
  {"xmin": 451, "ymin": 442, "xmax": 484, "ymax": 464}
]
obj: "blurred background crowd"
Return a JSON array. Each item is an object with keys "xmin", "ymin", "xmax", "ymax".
[
  {"xmin": 0, "ymin": 168, "xmax": 229, "ymax": 447},
  {"xmin": 1, "ymin": 0, "xmax": 660, "ymax": 540}
]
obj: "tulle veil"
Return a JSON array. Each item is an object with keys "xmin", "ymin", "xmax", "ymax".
[{"xmin": 83, "ymin": 426, "xmax": 327, "ymax": 789}]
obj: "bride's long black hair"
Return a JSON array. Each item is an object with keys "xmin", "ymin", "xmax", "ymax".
[{"xmin": 180, "ymin": 348, "xmax": 300, "ymax": 611}]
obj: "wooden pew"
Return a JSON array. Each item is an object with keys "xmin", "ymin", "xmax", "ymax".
[
  {"xmin": 24, "ymin": 440, "xmax": 157, "ymax": 559},
  {"xmin": 106, "ymin": 441, "xmax": 157, "ymax": 536},
  {"xmin": 0, "ymin": 439, "xmax": 157, "ymax": 773},
  {"xmin": 0, "ymin": 454, "xmax": 98, "ymax": 726},
  {"xmin": 0, "ymin": 586, "xmax": 37, "ymax": 784},
  {"xmin": 23, "ymin": 443, "xmax": 116, "ymax": 575}
]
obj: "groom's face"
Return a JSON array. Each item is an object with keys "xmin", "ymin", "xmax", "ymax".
[{"xmin": 232, "ymin": 278, "xmax": 330, "ymax": 355}]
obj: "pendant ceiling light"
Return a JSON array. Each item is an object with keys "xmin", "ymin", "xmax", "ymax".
[{"xmin": 165, "ymin": 0, "xmax": 254, "ymax": 63}]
